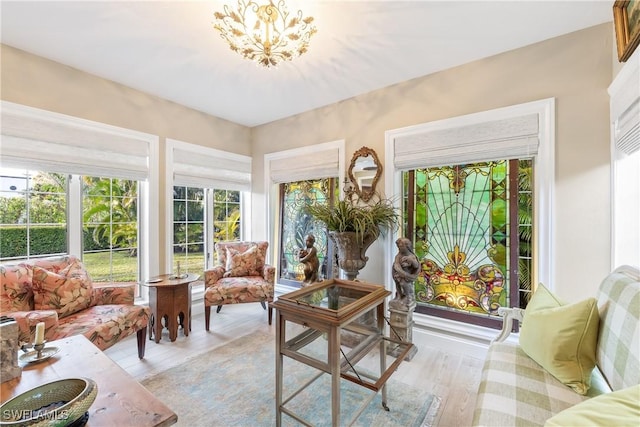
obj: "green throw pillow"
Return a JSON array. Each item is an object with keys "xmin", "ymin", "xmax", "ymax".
[
  {"xmin": 544, "ymin": 384, "xmax": 640, "ymax": 426},
  {"xmin": 519, "ymin": 283, "xmax": 599, "ymax": 395}
]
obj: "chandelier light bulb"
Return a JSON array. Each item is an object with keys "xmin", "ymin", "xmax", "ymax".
[{"xmin": 213, "ymin": 0, "xmax": 317, "ymax": 68}]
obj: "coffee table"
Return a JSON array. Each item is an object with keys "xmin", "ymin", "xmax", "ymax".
[
  {"xmin": 144, "ymin": 273, "xmax": 199, "ymax": 343},
  {"xmin": 1, "ymin": 335, "xmax": 177, "ymax": 426}
]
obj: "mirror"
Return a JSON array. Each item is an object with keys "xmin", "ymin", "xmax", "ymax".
[{"xmin": 347, "ymin": 146, "xmax": 382, "ymax": 202}]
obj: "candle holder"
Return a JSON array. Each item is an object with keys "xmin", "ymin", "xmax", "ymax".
[
  {"xmin": 21, "ymin": 341, "xmax": 47, "ymax": 358},
  {"xmin": 19, "ymin": 340, "xmax": 59, "ymax": 364},
  {"xmin": 33, "ymin": 341, "xmax": 46, "ymax": 359}
]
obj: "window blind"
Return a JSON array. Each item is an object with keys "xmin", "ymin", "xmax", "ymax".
[
  {"xmin": 0, "ymin": 102, "xmax": 153, "ymax": 180},
  {"xmin": 393, "ymin": 114, "xmax": 539, "ymax": 169},
  {"xmin": 614, "ymin": 100, "xmax": 640, "ymax": 155},
  {"xmin": 170, "ymin": 141, "xmax": 251, "ymax": 191},
  {"xmin": 268, "ymin": 146, "xmax": 340, "ymax": 183}
]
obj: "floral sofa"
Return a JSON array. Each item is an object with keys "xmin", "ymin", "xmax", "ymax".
[
  {"xmin": 0, "ymin": 255, "xmax": 150, "ymax": 358},
  {"xmin": 203, "ymin": 241, "xmax": 275, "ymax": 330}
]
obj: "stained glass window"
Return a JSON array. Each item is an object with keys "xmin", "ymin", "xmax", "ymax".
[
  {"xmin": 403, "ymin": 159, "xmax": 533, "ymax": 328},
  {"xmin": 279, "ymin": 179, "xmax": 338, "ymax": 287}
]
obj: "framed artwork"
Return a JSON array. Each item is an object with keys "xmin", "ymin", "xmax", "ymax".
[{"xmin": 614, "ymin": 0, "xmax": 640, "ymax": 62}]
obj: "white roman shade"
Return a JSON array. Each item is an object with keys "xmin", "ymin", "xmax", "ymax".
[
  {"xmin": 268, "ymin": 146, "xmax": 340, "ymax": 183},
  {"xmin": 610, "ymin": 50, "xmax": 640, "ymax": 156},
  {"xmin": 170, "ymin": 141, "xmax": 251, "ymax": 191},
  {"xmin": 393, "ymin": 114, "xmax": 540, "ymax": 169},
  {"xmin": 0, "ymin": 102, "xmax": 153, "ymax": 179},
  {"xmin": 612, "ymin": 94, "xmax": 640, "ymax": 155}
]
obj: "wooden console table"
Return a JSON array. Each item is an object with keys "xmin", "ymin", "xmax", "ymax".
[
  {"xmin": 271, "ymin": 279, "xmax": 414, "ymax": 427},
  {"xmin": 144, "ymin": 273, "xmax": 199, "ymax": 343},
  {"xmin": 1, "ymin": 335, "xmax": 177, "ymax": 426}
]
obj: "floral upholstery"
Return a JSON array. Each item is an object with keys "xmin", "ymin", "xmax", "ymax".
[
  {"xmin": 0, "ymin": 264, "xmax": 34, "ymax": 312},
  {"xmin": 33, "ymin": 260, "xmax": 93, "ymax": 317},
  {"xmin": 204, "ymin": 241, "xmax": 275, "ymax": 330},
  {"xmin": 0, "ymin": 255, "xmax": 150, "ymax": 358},
  {"xmin": 51, "ymin": 304, "xmax": 149, "ymax": 351}
]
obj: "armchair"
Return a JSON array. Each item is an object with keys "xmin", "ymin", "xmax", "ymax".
[{"xmin": 203, "ymin": 241, "xmax": 275, "ymax": 331}]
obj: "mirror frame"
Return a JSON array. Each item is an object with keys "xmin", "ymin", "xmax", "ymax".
[{"xmin": 347, "ymin": 146, "xmax": 382, "ymax": 202}]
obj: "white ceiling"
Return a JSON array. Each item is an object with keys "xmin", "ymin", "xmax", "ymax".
[{"xmin": 1, "ymin": 1, "xmax": 612, "ymax": 127}]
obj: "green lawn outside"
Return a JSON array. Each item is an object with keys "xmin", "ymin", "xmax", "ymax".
[{"xmin": 83, "ymin": 250, "xmax": 205, "ymax": 282}]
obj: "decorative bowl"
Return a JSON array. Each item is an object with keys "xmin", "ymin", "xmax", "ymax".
[{"xmin": 0, "ymin": 378, "xmax": 97, "ymax": 427}]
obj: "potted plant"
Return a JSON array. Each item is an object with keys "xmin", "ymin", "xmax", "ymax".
[{"xmin": 305, "ymin": 198, "xmax": 399, "ymax": 280}]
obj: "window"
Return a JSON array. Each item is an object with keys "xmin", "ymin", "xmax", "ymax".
[
  {"xmin": 278, "ymin": 179, "xmax": 338, "ymax": 287},
  {"xmin": 83, "ymin": 177, "xmax": 139, "ymax": 284},
  {"xmin": 0, "ymin": 169, "xmax": 67, "ymax": 261},
  {"xmin": 403, "ymin": 159, "xmax": 533, "ymax": 328},
  {"xmin": 0, "ymin": 101, "xmax": 159, "ymax": 294},
  {"xmin": 609, "ymin": 55, "xmax": 640, "ymax": 269},
  {"xmin": 612, "ymin": 144, "xmax": 640, "ymax": 268},
  {"xmin": 213, "ymin": 189, "xmax": 241, "ymax": 242},
  {"xmin": 264, "ymin": 140, "xmax": 345, "ymax": 288},
  {"xmin": 386, "ymin": 99, "xmax": 555, "ymax": 330},
  {"xmin": 171, "ymin": 186, "xmax": 241, "ymax": 279},
  {"xmin": 0, "ymin": 170, "xmax": 144, "ymax": 292},
  {"xmin": 166, "ymin": 139, "xmax": 250, "ymax": 276}
]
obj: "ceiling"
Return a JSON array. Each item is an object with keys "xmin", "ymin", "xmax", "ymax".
[{"xmin": 1, "ymin": 1, "xmax": 612, "ymax": 127}]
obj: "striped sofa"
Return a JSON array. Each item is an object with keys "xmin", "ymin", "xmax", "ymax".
[{"xmin": 472, "ymin": 265, "xmax": 640, "ymax": 426}]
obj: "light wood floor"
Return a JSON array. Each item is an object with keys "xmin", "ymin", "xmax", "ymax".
[{"xmin": 104, "ymin": 301, "xmax": 486, "ymax": 426}]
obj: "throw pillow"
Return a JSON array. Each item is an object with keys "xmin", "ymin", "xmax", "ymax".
[
  {"xmin": 519, "ymin": 283, "xmax": 599, "ymax": 395},
  {"xmin": 544, "ymin": 384, "xmax": 640, "ymax": 427},
  {"xmin": 223, "ymin": 245, "xmax": 264, "ymax": 277},
  {"xmin": 33, "ymin": 259, "xmax": 93, "ymax": 318}
]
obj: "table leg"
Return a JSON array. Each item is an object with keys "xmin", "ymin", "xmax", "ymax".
[
  {"xmin": 168, "ymin": 311, "xmax": 178, "ymax": 342},
  {"xmin": 155, "ymin": 315, "xmax": 165, "ymax": 343},
  {"xmin": 275, "ymin": 311, "xmax": 283, "ymax": 427},
  {"xmin": 148, "ymin": 314, "xmax": 155, "ymax": 341},
  {"xmin": 377, "ymin": 303, "xmax": 388, "ymax": 410},
  {"xmin": 329, "ymin": 326, "xmax": 341, "ymax": 427}
]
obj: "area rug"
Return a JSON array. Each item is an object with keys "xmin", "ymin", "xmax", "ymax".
[{"xmin": 141, "ymin": 331, "xmax": 441, "ymax": 426}]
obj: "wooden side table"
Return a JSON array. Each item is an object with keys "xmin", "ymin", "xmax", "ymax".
[
  {"xmin": 271, "ymin": 279, "xmax": 414, "ymax": 427},
  {"xmin": 144, "ymin": 273, "xmax": 198, "ymax": 343}
]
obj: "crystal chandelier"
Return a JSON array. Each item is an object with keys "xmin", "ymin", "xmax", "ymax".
[{"xmin": 213, "ymin": 0, "xmax": 317, "ymax": 68}]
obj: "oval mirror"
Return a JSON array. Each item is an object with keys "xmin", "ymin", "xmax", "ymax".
[{"xmin": 347, "ymin": 146, "xmax": 382, "ymax": 202}]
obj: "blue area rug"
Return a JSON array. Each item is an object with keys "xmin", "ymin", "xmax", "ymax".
[{"xmin": 141, "ymin": 331, "xmax": 441, "ymax": 426}]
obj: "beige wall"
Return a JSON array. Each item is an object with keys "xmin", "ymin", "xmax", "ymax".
[
  {"xmin": 1, "ymin": 23, "xmax": 614, "ymax": 301},
  {"xmin": 1, "ymin": 44, "xmax": 251, "ymax": 273},
  {"xmin": 251, "ymin": 23, "xmax": 613, "ymax": 301}
]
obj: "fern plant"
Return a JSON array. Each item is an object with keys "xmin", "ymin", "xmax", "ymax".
[{"xmin": 305, "ymin": 198, "xmax": 399, "ymax": 244}]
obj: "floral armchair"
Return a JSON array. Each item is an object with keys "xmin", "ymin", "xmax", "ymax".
[
  {"xmin": 203, "ymin": 241, "xmax": 275, "ymax": 331},
  {"xmin": 0, "ymin": 255, "xmax": 150, "ymax": 358}
]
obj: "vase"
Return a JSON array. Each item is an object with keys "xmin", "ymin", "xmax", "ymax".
[{"xmin": 329, "ymin": 231, "xmax": 377, "ymax": 280}]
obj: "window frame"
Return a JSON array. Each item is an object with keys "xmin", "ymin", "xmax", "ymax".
[
  {"xmin": 0, "ymin": 101, "xmax": 159, "ymax": 301},
  {"xmin": 264, "ymin": 140, "xmax": 346, "ymax": 290},
  {"xmin": 384, "ymin": 99, "xmax": 556, "ymax": 330},
  {"xmin": 165, "ymin": 139, "xmax": 250, "ymax": 276}
]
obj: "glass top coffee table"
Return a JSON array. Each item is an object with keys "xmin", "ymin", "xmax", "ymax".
[{"xmin": 271, "ymin": 279, "xmax": 414, "ymax": 427}]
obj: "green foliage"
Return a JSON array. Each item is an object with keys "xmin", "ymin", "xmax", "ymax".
[
  {"xmin": 0, "ymin": 226, "xmax": 65, "ymax": 258},
  {"xmin": 83, "ymin": 177, "xmax": 138, "ymax": 253},
  {"xmin": 0, "ymin": 225, "xmax": 110, "ymax": 259},
  {"xmin": 214, "ymin": 208, "xmax": 240, "ymax": 242},
  {"xmin": 305, "ymin": 198, "xmax": 399, "ymax": 243},
  {"xmin": 0, "ymin": 197, "xmax": 26, "ymax": 224},
  {"xmin": 518, "ymin": 161, "xmax": 533, "ymax": 307}
]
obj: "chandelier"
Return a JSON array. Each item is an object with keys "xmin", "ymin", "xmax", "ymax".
[{"xmin": 213, "ymin": 0, "xmax": 317, "ymax": 68}]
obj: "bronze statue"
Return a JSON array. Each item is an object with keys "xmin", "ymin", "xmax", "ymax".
[
  {"xmin": 391, "ymin": 237, "xmax": 420, "ymax": 308},
  {"xmin": 299, "ymin": 234, "xmax": 320, "ymax": 286}
]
